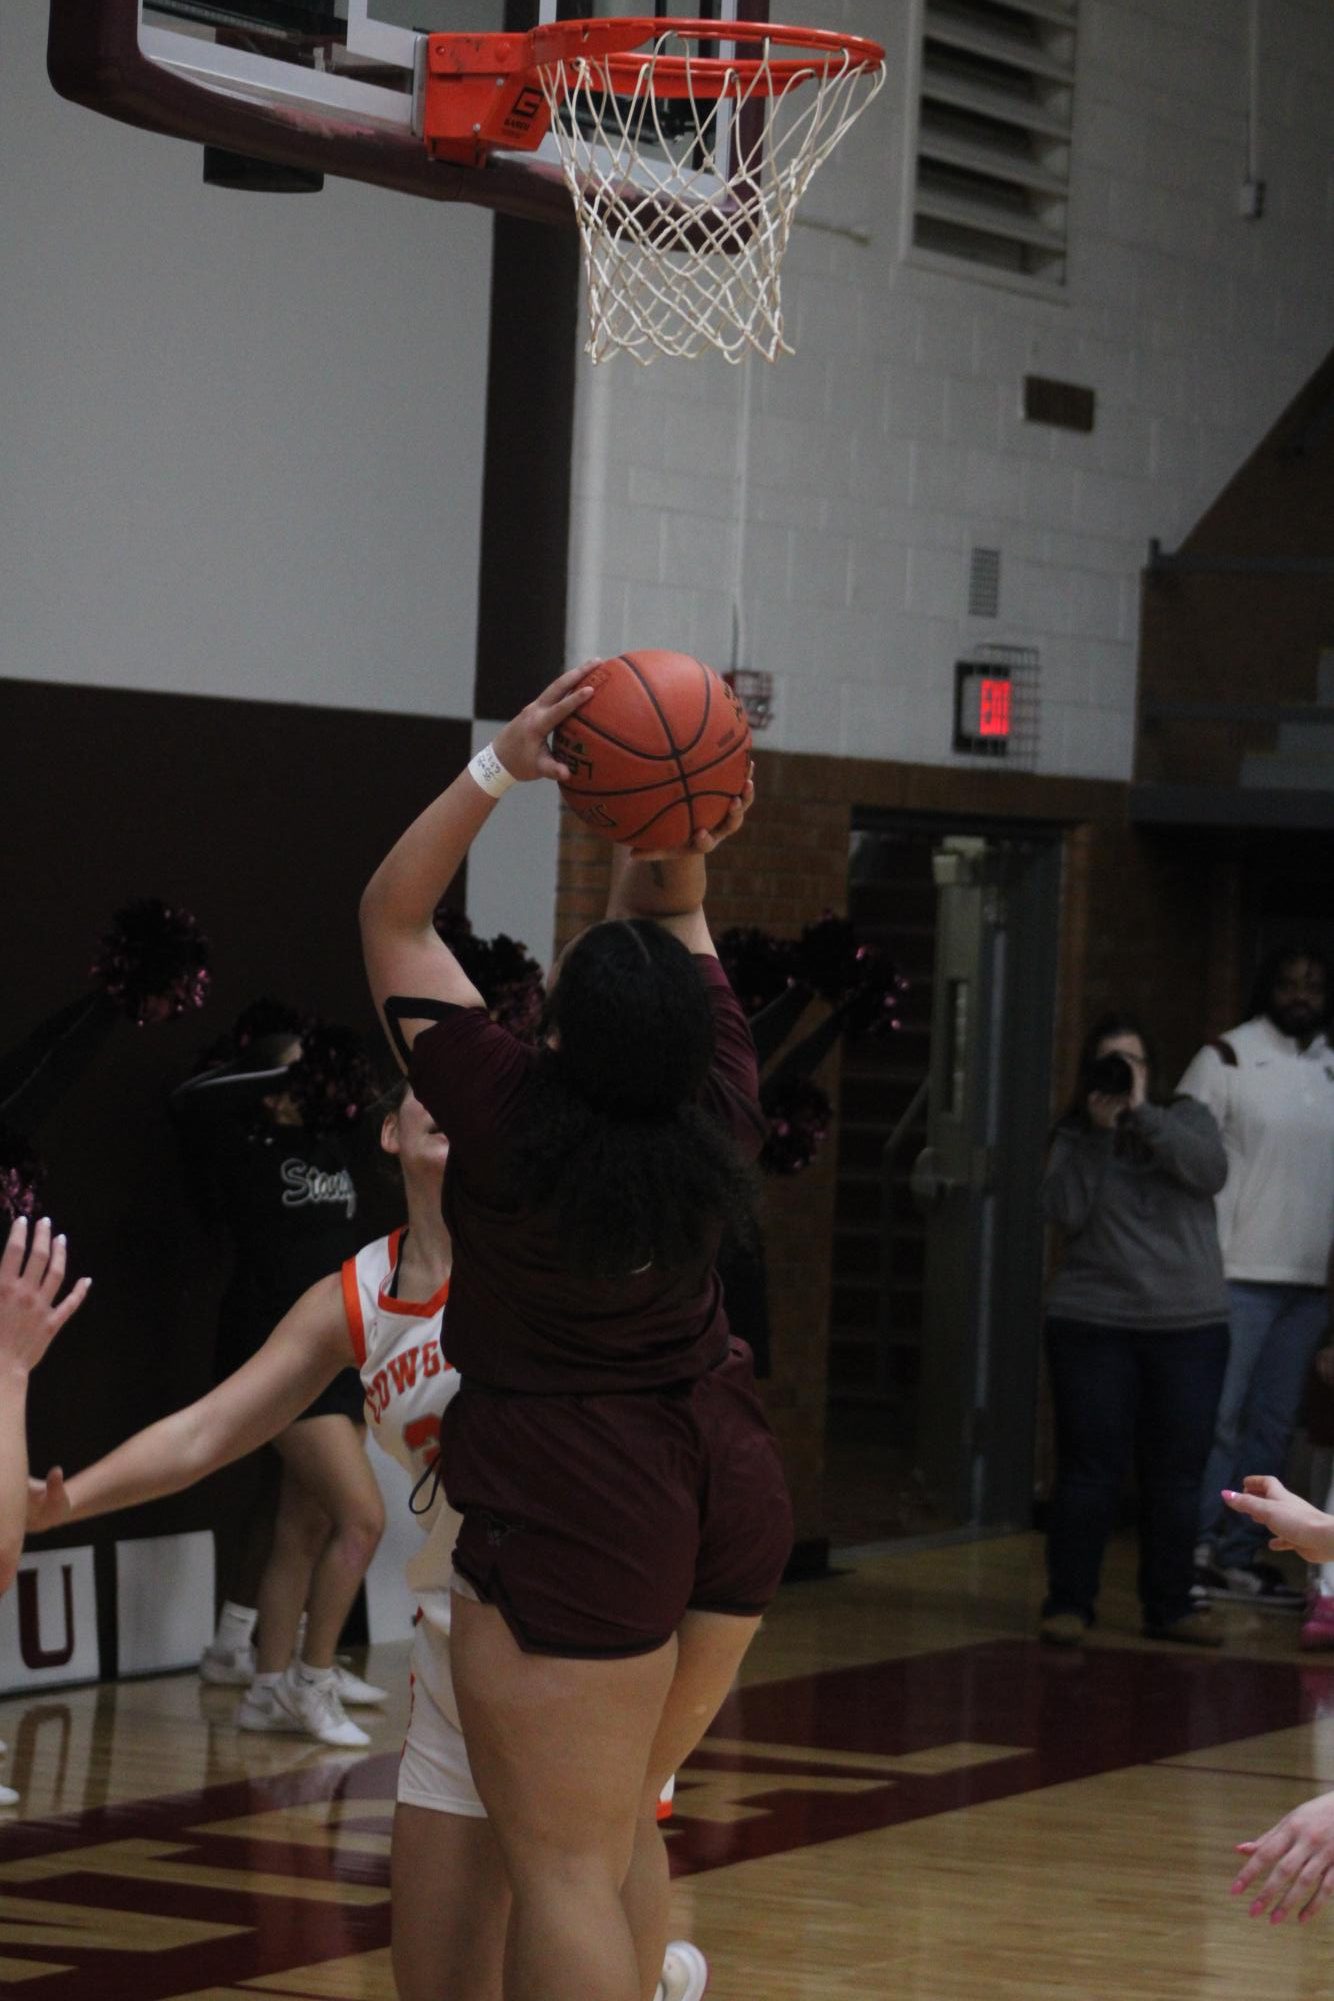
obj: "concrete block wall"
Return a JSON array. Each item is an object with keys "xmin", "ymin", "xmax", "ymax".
[
  {"xmin": 1, "ymin": 5, "xmax": 492, "ymax": 722},
  {"xmin": 567, "ymin": 0, "xmax": 1334, "ymax": 783}
]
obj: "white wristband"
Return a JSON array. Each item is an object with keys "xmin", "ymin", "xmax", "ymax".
[{"xmin": 467, "ymin": 742, "xmax": 517, "ymax": 799}]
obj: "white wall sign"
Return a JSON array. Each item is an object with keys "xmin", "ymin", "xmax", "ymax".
[
  {"xmin": 0, "ymin": 1546, "xmax": 100, "ymax": 1693},
  {"xmin": 115, "ymin": 1532, "xmax": 216, "ymax": 1677}
]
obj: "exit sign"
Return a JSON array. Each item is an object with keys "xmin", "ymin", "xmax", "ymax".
[{"xmin": 954, "ymin": 661, "xmax": 1013, "ymax": 757}]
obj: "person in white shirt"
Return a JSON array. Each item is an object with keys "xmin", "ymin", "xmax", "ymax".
[
  {"xmin": 25, "ymin": 1084, "xmax": 706, "ymax": 2001},
  {"xmin": 1182, "ymin": 945, "xmax": 1334, "ymax": 1604}
]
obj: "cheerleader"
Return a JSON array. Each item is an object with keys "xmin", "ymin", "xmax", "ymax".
[{"xmin": 174, "ymin": 1016, "xmax": 387, "ymax": 1743}]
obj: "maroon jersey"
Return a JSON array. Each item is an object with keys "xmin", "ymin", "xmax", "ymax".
[{"xmin": 407, "ymin": 954, "xmax": 764, "ymax": 1395}]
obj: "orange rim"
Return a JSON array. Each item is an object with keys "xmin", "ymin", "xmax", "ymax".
[{"xmin": 528, "ymin": 16, "xmax": 885, "ymax": 100}]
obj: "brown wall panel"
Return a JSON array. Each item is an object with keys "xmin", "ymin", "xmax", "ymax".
[
  {"xmin": 473, "ymin": 215, "xmax": 580, "ymax": 718},
  {"xmin": 2, "ymin": 679, "xmax": 470, "ymax": 1666}
]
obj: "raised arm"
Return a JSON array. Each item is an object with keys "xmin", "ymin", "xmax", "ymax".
[
  {"xmin": 27, "ymin": 1273, "xmax": 352, "ymax": 1534},
  {"xmin": 359, "ymin": 666, "xmax": 595, "ymax": 1066},
  {"xmin": 0, "ymin": 1217, "xmax": 90, "ymax": 1592},
  {"xmin": 604, "ymin": 774, "xmax": 754, "ymax": 957},
  {"xmin": 1126, "ymin": 1097, "xmax": 1228, "ymax": 1194}
]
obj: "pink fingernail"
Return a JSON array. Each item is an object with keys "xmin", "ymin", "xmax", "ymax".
[{"xmin": 1250, "ymin": 1901, "xmax": 1267, "ymax": 1917}]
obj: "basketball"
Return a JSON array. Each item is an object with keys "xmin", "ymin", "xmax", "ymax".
[{"xmin": 552, "ymin": 650, "xmax": 752, "ymax": 850}]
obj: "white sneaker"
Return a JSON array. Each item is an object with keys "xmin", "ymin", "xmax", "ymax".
[
  {"xmin": 659, "ymin": 1941, "xmax": 709, "ymax": 2001},
  {"xmin": 273, "ymin": 1667, "xmax": 370, "ymax": 1749},
  {"xmin": 235, "ymin": 1679, "xmax": 288, "ymax": 1733},
  {"xmin": 0, "ymin": 1785, "xmax": 17, "ymax": 1810},
  {"xmin": 330, "ymin": 1662, "xmax": 388, "ymax": 1706},
  {"xmin": 200, "ymin": 1638, "xmax": 258, "ymax": 1687},
  {"xmin": 291, "ymin": 1615, "xmax": 385, "ymax": 1705},
  {"xmin": 236, "ymin": 1670, "xmax": 369, "ymax": 1748}
]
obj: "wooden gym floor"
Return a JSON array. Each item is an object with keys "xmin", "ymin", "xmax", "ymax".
[{"xmin": 3, "ymin": 1532, "xmax": 1334, "ymax": 1999}]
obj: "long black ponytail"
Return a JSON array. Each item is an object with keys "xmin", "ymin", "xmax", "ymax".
[{"xmin": 507, "ymin": 920, "xmax": 756, "ymax": 1281}]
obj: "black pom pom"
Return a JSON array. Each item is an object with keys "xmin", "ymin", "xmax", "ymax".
[
  {"xmin": 796, "ymin": 913, "xmax": 907, "ymax": 1038},
  {"xmin": 91, "ymin": 899, "xmax": 211, "ymax": 1026},
  {"xmin": 760, "ymin": 1077, "xmax": 832, "ymax": 1175},
  {"xmin": 794, "ymin": 913, "xmax": 862, "ymax": 1004},
  {"xmin": 840, "ymin": 943, "xmax": 909, "ymax": 1040},
  {"xmin": 717, "ymin": 927, "xmax": 801, "ymax": 1016},
  {"xmin": 0, "ymin": 1124, "xmax": 45, "ymax": 1225},
  {"xmin": 434, "ymin": 906, "xmax": 544, "ymax": 1045},
  {"xmin": 287, "ymin": 1022, "xmax": 378, "ymax": 1138}
]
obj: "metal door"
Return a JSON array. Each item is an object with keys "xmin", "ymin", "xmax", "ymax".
[{"xmin": 911, "ymin": 834, "xmax": 1060, "ymax": 1529}]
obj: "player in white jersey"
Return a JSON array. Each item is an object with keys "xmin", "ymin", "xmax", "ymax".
[{"xmin": 27, "ymin": 1081, "xmax": 706, "ymax": 2001}]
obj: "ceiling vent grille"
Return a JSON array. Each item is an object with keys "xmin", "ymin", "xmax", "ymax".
[
  {"xmin": 910, "ymin": 0, "xmax": 1078, "ymax": 289},
  {"xmin": 968, "ymin": 546, "xmax": 1001, "ymax": 617}
]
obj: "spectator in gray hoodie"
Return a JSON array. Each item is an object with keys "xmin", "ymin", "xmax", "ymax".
[{"xmin": 1039, "ymin": 1013, "xmax": 1229, "ymax": 1648}]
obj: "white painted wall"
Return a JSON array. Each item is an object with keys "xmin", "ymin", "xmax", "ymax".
[
  {"xmin": 0, "ymin": 4, "xmax": 491, "ymax": 720},
  {"xmin": 567, "ymin": 0, "xmax": 1334, "ymax": 782}
]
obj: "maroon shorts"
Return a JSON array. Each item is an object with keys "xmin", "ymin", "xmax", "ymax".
[{"xmin": 441, "ymin": 1339, "xmax": 794, "ymax": 1658}]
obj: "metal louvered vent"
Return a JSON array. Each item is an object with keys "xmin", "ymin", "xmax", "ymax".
[
  {"xmin": 911, "ymin": 0, "xmax": 1078, "ymax": 290},
  {"xmin": 968, "ymin": 546, "xmax": 1001, "ymax": 616}
]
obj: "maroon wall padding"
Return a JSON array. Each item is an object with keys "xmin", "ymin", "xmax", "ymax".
[
  {"xmin": 1, "ymin": 678, "xmax": 469, "ymax": 1670},
  {"xmin": 474, "ymin": 212, "xmax": 581, "ymax": 719}
]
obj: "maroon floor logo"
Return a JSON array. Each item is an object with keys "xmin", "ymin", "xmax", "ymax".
[{"xmin": 0, "ymin": 1641, "xmax": 1316, "ymax": 1999}]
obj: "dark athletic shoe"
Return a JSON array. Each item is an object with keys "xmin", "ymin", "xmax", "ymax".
[
  {"xmin": 1039, "ymin": 1612, "xmax": 1090, "ymax": 1647},
  {"xmin": 1219, "ymin": 1562, "xmax": 1304, "ymax": 1608},
  {"xmin": 1144, "ymin": 1609, "xmax": 1224, "ymax": 1648}
]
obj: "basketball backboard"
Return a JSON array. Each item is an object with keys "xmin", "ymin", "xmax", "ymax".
[{"xmin": 48, "ymin": 2, "xmax": 767, "ymax": 225}]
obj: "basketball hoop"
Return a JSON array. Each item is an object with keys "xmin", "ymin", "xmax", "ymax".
[{"xmin": 423, "ymin": 19, "xmax": 885, "ymax": 364}]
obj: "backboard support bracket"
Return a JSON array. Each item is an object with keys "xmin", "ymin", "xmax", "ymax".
[{"xmin": 46, "ymin": 0, "xmax": 578, "ymax": 224}]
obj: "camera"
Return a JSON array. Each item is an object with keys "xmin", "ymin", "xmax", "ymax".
[{"xmin": 1087, "ymin": 1052, "xmax": 1134, "ymax": 1097}]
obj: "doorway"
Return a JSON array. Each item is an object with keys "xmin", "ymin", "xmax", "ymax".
[{"xmin": 823, "ymin": 815, "xmax": 1063, "ymax": 1545}]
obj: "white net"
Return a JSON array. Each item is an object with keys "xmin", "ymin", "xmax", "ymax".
[{"xmin": 534, "ymin": 27, "xmax": 885, "ymax": 365}]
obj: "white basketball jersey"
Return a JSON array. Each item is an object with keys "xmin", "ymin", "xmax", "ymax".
[{"xmin": 341, "ymin": 1228, "xmax": 460, "ymax": 1614}]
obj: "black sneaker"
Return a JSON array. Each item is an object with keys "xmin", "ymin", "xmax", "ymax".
[
  {"xmin": 1144, "ymin": 1609, "xmax": 1224, "ymax": 1648},
  {"xmin": 1191, "ymin": 1560, "xmax": 1228, "ymax": 1602},
  {"xmin": 1219, "ymin": 1561, "xmax": 1304, "ymax": 1608}
]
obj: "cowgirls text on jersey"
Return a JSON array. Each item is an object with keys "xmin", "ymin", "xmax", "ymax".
[
  {"xmin": 364, "ymin": 1336, "xmax": 447, "ymax": 1426},
  {"xmin": 341, "ymin": 1230, "xmax": 456, "ymax": 1485}
]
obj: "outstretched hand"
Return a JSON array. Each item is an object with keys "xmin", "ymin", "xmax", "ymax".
[
  {"xmin": 0, "ymin": 1216, "xmax": 91, "ymax": 1376},
  {"xmin": 1232, "ymin": 1792, "xmax": 1334, "ymax": 1925},
  {"xmin": 26, "ymin": 1467, "xmax": 69, "ymax": 1534},
  {"xmin": 1221, "ymin": 1476, "xmax": 1334, "ymax": 1562},
  {"xmin": 493, "ymin": 665, "xmax": 597, "ymax": 784}
]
